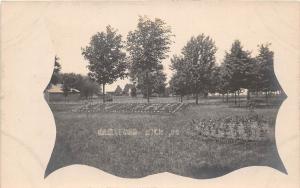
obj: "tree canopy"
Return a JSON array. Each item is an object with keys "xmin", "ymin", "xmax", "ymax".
[
  {"xmin": 48, "ymin": 55, "xmax": 62, "ymax": 88},
  {"xmin": 170, "ymin": 34, "xmax": 217, "ymax": 104},
  {"xmin": 222, "ymin": 40, "xmax": 254, "ymax": 93},
  {"xmin": 127, "ymin": 16, "xmax": 173, "ymax": 102},
  {"xmin": 82, "ymin": 25, "xmax": 127, "ymax": 103},
  {"xmin": 169, "ymin": 55, "xmax": 191, "ymax": 102}
]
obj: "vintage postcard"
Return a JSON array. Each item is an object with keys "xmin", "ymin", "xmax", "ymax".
[{"xmin": 1, "ymin": 1, "xmax": 299, "ymax": 188}]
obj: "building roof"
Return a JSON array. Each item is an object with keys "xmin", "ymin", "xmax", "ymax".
[
  {"xmin": 47, "ymin": 84, "xmax": 63, "ymax": 93},
  {"xmin": 47, "ymin": 84, "xmax": 80, "ymax": 93}
]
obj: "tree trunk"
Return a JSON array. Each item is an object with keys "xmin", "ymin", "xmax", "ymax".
[
  {"xmin": 195, "ymin": 92, "xmax": 199, "ymax": 104},
  {"xmin": 226, "ymin": 92, "xmax": 229, "ymax": 103},
  {"xmin": 102, "ymin": 83, "xmax": 105, "ymax": 103},
  {"xmin": 247, "ymin": 90, "xmax": 250, "ymax": 101},
  {"xmin": 238, "ymin": 91, "xmax": 240, "ymax": 107},
  {"xmin": 234, "ymin": 91, "xmax": 237, "ymax": 105},
  {"xmin": 146, "ymin": 72, "xmax": 150, "ymax": 103},
  {"xmin": 147, "ymin": 87, "xmax": 150, "ymax": 103}
]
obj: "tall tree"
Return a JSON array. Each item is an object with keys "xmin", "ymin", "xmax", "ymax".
[
  {"xmin": 222, "ymin": 40, "xmax": 253, "ymax": 105},
  {"xmin": 256, "ymin": 43, "xmax": 281, "ymax": 102},
  {"xmin": 53, "ymin": 56, "xmax": 61, "ymax": 73},
  {"xmin": 127, "ymin": 16, "xmax": 173, "ymax": 103},
  {"xmin": 82, "ymin": 25, "xmax": 127, "ymax": 103},
  {"xmin": 218, "ymin": 63, "xmax": 231, "ymax": 102},
  {"xmin": 47, "ymin": 56, "xmax": 62, "ymax": 89},
  {"xmin": 182, "ymin": 34, "xmax": 217, "ymax": 104}
]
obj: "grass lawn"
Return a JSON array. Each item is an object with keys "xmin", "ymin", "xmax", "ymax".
[{"xmin": 45, "ymin": 96, "xmax": 286, "ymax": 179}]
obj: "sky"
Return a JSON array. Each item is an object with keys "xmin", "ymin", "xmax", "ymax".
[{"xmin": 44, "ymin": 1, "xmax": 299, "ymax": 91}]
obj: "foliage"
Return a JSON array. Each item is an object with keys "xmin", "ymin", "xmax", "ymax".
[
  {"xmin": 256, "ymin": 43, "xmax": 280, "ymax": 92},
  {"xmin": 127, "ymin": 16, "xmax": 173, "ymax": 102},
  {"xmin": 170, "ymin": 34, "xmax": 217, "ymax": 104},
  {"xmin": 222, "ymin": 40, "xmax": 254, "ymax": 93},
  {"xmin": 169, "ymin": 38, "xmax": 282, "ymax": 105},
  {"xmin": 169, "ymin": 55, "xmax": 191, "ymax": 101},
  {"xmin": 48, "ymin": 56, "xmax": 62, "ymax": 88},
  {"xmin": 208, "ymin": 65, "xmax": 221, "ymax": 94},
  {"xmin": 115, "ymin": 85, "xmax": 123, "ymax": 95},
  {"xmin": 122, "ymin": 84, "xmax": 133, "ymax": 95},
  {"xmin": 61, "ymin": 73, "xmax": 82, "ymax": 97},
  {"xmin": 82, "ymin": 25, "xmax": 127, "ymax": 102},
  {"xmin": 130, "ymin": 85, "xmax": 137, "ymax": 97},
  {"xmin": 182, "ymin": 34, "xmax": 217, "ymax": 97},
  {"xmin": 78, "ymin": 77, "xmax": 100, "ymax": 99}
]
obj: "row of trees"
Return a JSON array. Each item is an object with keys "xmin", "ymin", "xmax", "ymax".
[
  {"xmin": 51, "ymin": 16, "xmax": 282, "ymax": 104},
  {"xmin": 169, "ymin": 37, "xmax": 282, "ymax": 104}
]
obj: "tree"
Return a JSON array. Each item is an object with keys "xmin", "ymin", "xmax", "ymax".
[
  {"xmin": 218, "ymin": 63, "xmax": 231, "ymax": 102},
  {"xmin": 47, "ymin": 56, "xmax": 62, "ymax": 89},
  {"xmin": 169, "ymin": 73, "xmax": 186, "ymax": 102},
  {"xmin": 256, "ymin": 43, "xmax": 281, "ymax": 102},
  {"xmin": 164, "ymin": 86, "xmax": 171, "ymax": 97},
  {"xmin": 61, "ymin": 73, "xmax": 83, "ymax": 100},
  {"xmin": 222, "ymin": 40, "xmax": 254, "ymax": 105},
  {"xmin": 169, "ymin": 55, "xmax": 191, "ymax": 102},
  {"xmin": 54, "ymin": 56, "xmax": 61, "ymax": 73},
  {"xmin": 127, "ymin": 16, "xmax": 173, "ymax": 103},
  {"xmin": 208, "ymin": 65, "xmax": 220, "ymax": 94},
  {"xmin": 152, "ymin": 71, "xmax": 167, "ymax": 96},
  {"xmin": 130, "ymin": 85, "xmax": 137, "ymax": 97},
  {"xmin": 115, "ymin": 85, "xmax": 123, "ymax": 96},
  {"xmin": 181, "ymin": 34, "xmax": 217, "ymax": 104},
  {"xmin": 82, "ymin": 25, "xmax": 127, "ymax": 103},
  {"xmin": 78, "ymin": 77, "xmax": 100, "ymax": 100},
  {"xmin": 134, "ymin": 68, "xmax": 166, "ymax": 98},
  {"xmin": 122, "ymin": 84, "xmax": 133, "ymax": 95}
]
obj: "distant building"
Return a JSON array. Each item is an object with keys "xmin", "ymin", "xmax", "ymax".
[{"xmin": 44, "ymin": 84, "xmax": 80, "ymax": 102}]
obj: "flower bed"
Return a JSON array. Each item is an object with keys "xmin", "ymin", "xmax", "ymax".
[
  {"xmin": 188, "ymin": 114, "xmax": 271, "ymax": 142},
  {"xmin": 72, "ymin": 102, "xmax": 189, "ymax": 114}
]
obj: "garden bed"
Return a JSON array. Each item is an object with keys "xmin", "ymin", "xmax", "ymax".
[{"xmin": 72, "ymin": 102, "xmax": 189, "ymax": 114}]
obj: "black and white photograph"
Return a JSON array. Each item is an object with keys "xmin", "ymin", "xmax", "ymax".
[
  {"xmin": 44, "ymin": 1, "xmax": 287, "ymax": 179},
  {"xmin": 1, "ymin": 1, "xmax": 299, "ymax": 188}
]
